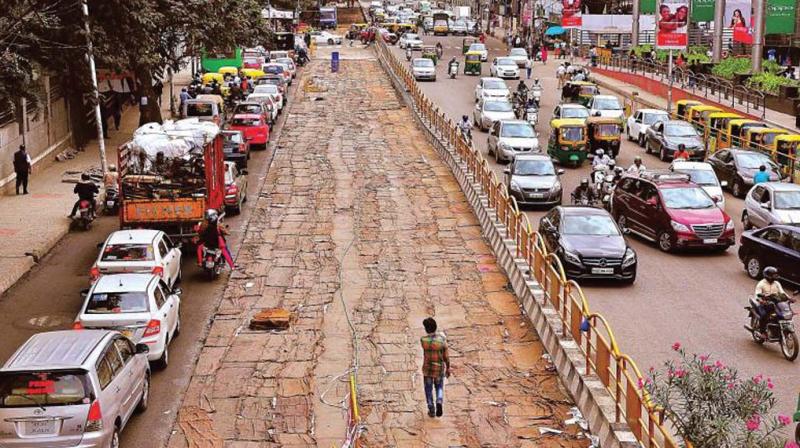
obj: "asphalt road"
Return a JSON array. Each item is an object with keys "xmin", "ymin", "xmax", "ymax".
[
  {"xmin": 391, "ymin": 35, "xmax": 800, "ymax": 415},
  {"xmin": 0, "ymin": 78, "xmax": 300, "ymax": 446}
]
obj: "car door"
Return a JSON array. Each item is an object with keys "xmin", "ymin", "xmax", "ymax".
[
  {"xmin": 96, "ymin": 342, "xmax": 125, "ymax": 428},
  {"xmin": 782, "ymin": 230, "xmax": 800, "ymax": 284},
  {"xmin": 156, "ymin": 237, "xmax": 176, "ymax": 288},
  {"xmin": 488, "ymin": 121, "xmax": 500, "ymax": 152},
  {"xmin": 708, "ymin": 150, "xmax": 730, "ymax": 183},
  {"xmin": 164, "ymin": 234, "xmax": 182, "ymax": 280},
  {"xmin": 747, "ymin": 185, "xmax": 765, "ymax": 227},
  {"xmin": 612, "ymin": 178, "xmax": 638, "ymax": 229},
  {"xmin": 157, "ymin": 280, "xmax": 179, "ymax": 337},
  {"xmin": 475, "ymin": 79, "xmax": 482, "ymax": 101},
  {"xmin": 112, "ymin": 337, "xmax": 140, "ymax": 424},
  {"xmin": 646, "ymin": 122, "xmax": 660, "ymax": 150}
]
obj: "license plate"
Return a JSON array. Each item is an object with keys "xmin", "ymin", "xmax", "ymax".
[
  {"xmin": 703, "ymin": 238, "xmax": 718, "ymax": 244},
  {"xmin": 205, "ymin": 260, "xmax": 215, "ymax": 269},
  {"xmin": 592, "ymin": 268, "xmax": 614, "ymax": 275},
  {"xmin": 529, "ymin": 193, "xmax": 544, "ymax": 198},
  {"xmin": 25, "ymin": 420, "xmax": 56, "ymax": 435},
  {"xmin": 106, "ymin": 201, "xmax": 114, "ymax": 207}
]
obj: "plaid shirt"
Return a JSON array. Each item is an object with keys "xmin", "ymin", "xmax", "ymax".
[{"xmin": 421, "ymin": 333, "xmax": 449, "ymax": 378}]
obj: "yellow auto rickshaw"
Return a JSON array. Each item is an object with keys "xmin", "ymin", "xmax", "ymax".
[
  {"xmin": 398, "ymin": 23, "xmax": 417, "ymax": 34},
  {"xmin": 464, "ymin": 51, "xmax": 482, "ymax": 75},
  {"xmin": 218, "ymin": 66, "xmax": 239, "ymax": 78},
  {"xmin": 561, "ymin": 81, "xmax": 599, "ymax": 107},
  {"xmin": 201, "ymin": 72, "xmax": 230, "ymax": 96},
  {"xmin": 462, "ymin": 37, "xmax": 478, "ymax": 54},
  {"xmin": 240, "ymin": 68, "xmax": 265, "ymax": 80},
  {"xmin": 686, "ymin": 105, "xmax": 722, "ymax": 131},
  {"xmin": 706, "ymin": 112, "xmax": 742, "ymax": 140},
  {"xmin": 548, "ymin": 119, "xmax": 588, "ymax": 167},
  {"xmin": 773, "ymin": 134, "xmax": 800, "ymax": 182},
  {"xmin": 422, "ymin": 45, "xmax": 438, "ymax": 65},
  {"xmin": 744, "ymin": 128, "xmax": 788, "ymax": 153},
  {"xmin": 720, "ymin": 119, "xmax": 768, "ymax": 148},
  {"xmin": 673, "ymin": 99, "xmax": 703, "ymax": 120},
  {"xmin": 586, "ymin": 116, "xmax": 623, "ymax": 158}
]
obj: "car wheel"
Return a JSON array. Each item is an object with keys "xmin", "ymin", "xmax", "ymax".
[
  {"xmin": 742, "ymin": 211, "xmax": 753, "ymax": 230},
  {"xmin": 327, "ymin": 38, "xmax": 334, "ymax": 45},
  {"xmin": 487, "ymin": 142, "xmax": 494, "ymax": 156},
  {"xmin": 155, "ymin": 339, "xmax": 169, "ymax": 370},
  {"xmin": 174, "ymin": 311, "xmax": 181, "ymax": 337},
  {"xmin": 627, "ymin": 129, "xmax": 633, "ymax": 141},
  {"xmin": 657, "ymin": 231, "xmax": 674, "ymax": 252},
  {"xmin": 746, "ymin": 256, "xmax": 763, "ymax": 279},
  {"xmin": 136, "ymin": 374, "xmax": 150, "ymax": 413},
  {"xmin": 732, "ymin": 179, "xmax": 744, "ymax": 198},
  {"xmin": 617, "ymin": 214, "xmax": 628, "ymax": 231},
  {"xmin": 659, "ymin": 147, "xmax": 668, "ymax": 162},
  {"xmin": 645, "ymin": 140, "xmax": 652, "ymax": 154},
  {"xmin": 110, "ymin": 427, "xmax": 120, "ymax": 448},
  {"xmin": 494, "ymin": 147, "xmax": 501, "ymax": 163},
  {"xmin": 638, "ymin": 133, "xmax": 645, "ymax": 147}
]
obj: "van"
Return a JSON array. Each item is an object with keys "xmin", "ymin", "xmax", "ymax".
[
  {"xmin": 183, "ymin": 97, "xmax": 222, "ymax": 123},
  {"xmin": 0, "ymin": 330, "xmax": 150, "ymax": 448}
]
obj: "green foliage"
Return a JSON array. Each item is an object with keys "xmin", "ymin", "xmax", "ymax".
[
  {"xmin": 711, "ymin": 57, "xmax": 753, "ymax": 79},
  {"xmin": 631, "ymin": 44, "xmax": 710, "ymax": 64},
  {"xmin": 746, "ymin": 72, "xmax": 800, "ymax": 95},
  {"xmin": 761, "ymin": 59, "xmax": 783, "ymax": 75}
]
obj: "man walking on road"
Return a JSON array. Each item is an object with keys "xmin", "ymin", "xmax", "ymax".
[
  {"xmin": 13, "ymin": 144, "xmax": 32, "ymax": 195},
  {"xmin": 421, "ymin": 317, "xmax": 450, "ymax": 418}
]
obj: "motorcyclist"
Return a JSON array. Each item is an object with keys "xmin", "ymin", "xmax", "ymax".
[
  {"xmin": 627, "ymin": 156, "xmax": 646, "ymax": 174},
  {"xmin": 196, "ymin": 209, "xmax": 235, "ymax": 269},
  {"xmin": 458, "ymin": 115, "xmax": 472, "ymax": 139},
  {"xmin": 572, "ymin": 178, "xmax": 596, "ymax": 204},
  {"xmin": 103, "ymin": 164, "xmax": 118, "ymax": 190},
  {"xmin": 435, "ymin": 41, "xmax": 443, "ymax": 58},
  {"xmin": 754, "ymin": 267, "xmax": 794, "ymax": 337},
  {"xmin": 448, "ymin": 56, "xmax": 458, "ymax": 74},
  {"xmin": 592, "ymin": 149, "xmax": 612, "ymax": 168},
  {"xmin": 69, "ymin": 173, "xmax": 99, "ymax": 219}
]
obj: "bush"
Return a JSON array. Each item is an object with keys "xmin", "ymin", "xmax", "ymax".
[
  {"xmin": 644, "ymin": 343, "xmax": 796, "ymax": 448},
  {"xmin": 746, "ymin": 72, "xmax": 800, "ymax": 95},
  {"xmin": 711, "ymin": 57, "xmax": 752, "ymax": 79}
]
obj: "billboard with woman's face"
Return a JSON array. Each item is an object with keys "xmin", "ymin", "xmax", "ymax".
[
  {"xmin": 656, "ymin": 0, "xmax": 689, "ymax": 49},
  {"xmin": 725, "ymin": 0, "xmax": 754, "ymax": 43},
  {"xmin": 561, "ymin": 0, "xmax": 582, "ymax": 28}
]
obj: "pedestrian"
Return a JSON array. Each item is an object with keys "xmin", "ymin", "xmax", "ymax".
[
  {"xmin": 154, "ymin": 80, "xmax": 163, "ymax": 106},
  {"xmin": 556, "ymin": 63, "xmax": 566, "ymax": 88},
  {"xmin": 179, "ymin": 88, "xmax": 190, "ymax": 117},
  {"xmin": 110, "ymin": 94, "xmax": 122, "ymax": 131},
  {"xmin": 525, "ymin": 58, "xmax": 532, "ymax": 79},
  {"xmin": 753, "ymin": 165, "xmax": 770, "ymax": 184},
  {"xmin": 138, "ymin": 94, "xmax": 149, "ymax": 126},
  {"xmin": 13, "ymin": 144, "xmax": 32, "ymax": 195},
  {"xmin": 420, "ymin": 317, "xmax": 450, "ymax": 418},
  {"xmin": 541, "ymin": 46, "xmax": 548, "ymax": 65}
]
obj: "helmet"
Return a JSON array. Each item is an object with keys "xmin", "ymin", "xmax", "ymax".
[
  {"xmin": 763, "ymin": 266, "xmax": 779, "ymax": 281},
  {"xmin": 462, "ymin": 115, "xmax": 468, "ymax": 121},
  {"xmin": 608, "ymin": 159, "xmax": 616, "ymax": 167},
  {"xmin": 580, "ymin": 178, "xmax": 589, "ymax": 187},
  {"xmin": 108, "ymin": 164, "xmax": 117, "ymax": 172},
  {"xmin": 634, "ymin": 156, "xmax": 642, "ymax": 164},
  {"xmin": 596, "ymin": 149, "xmax": 604, "ymax": 156},
  {"xmin": 205, "ymin": 208, "xmax": 219, "ymax": 224},
  {"xmin": 81, "ymin": 173, "xmax": 91, "ymax": 181}
]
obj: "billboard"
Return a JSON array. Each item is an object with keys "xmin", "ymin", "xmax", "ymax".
[
  {"xmin": 726, "ymin": 0, "xmax": 753, "ymax": 44},
  {"xmin": 766, "ymin": 0, "xmax": 797, "ymax": 34},
  {"xmin": 691, "ymin": 0, "xmax": 716, "ymax": 22},
  {"xmin": 561, "ymin": 0, "xmax": 582, "ymax": 28},
  {"xmin": 656, "ymin": 0, "xmax": 689, "ymax": 49}
]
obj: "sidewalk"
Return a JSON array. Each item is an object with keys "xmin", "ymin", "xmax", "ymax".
[
  {"xmin": 167, "ymin": 45, "xmax": 585, "ymax": 448},
  {"xmin": 0, "ymin": 76, "xmax": 185, "ymax": 297}
]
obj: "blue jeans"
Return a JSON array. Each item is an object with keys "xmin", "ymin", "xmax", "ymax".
[{"xmin": 424, "ymin": 377, "xmax": 444, "ymax": 410}]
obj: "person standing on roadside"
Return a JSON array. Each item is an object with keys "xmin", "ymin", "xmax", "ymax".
[
  {"xmin": 13, "ymin": 144, "xmax": 32, "ymax": 195},
  {"xmin": 541, "ymin": 45, "xmax": 548, "ymax": 65},
  {"xmin": 525, "ymin": 58, "xmax": 532, "ymax": 79},
  {"xmin": 421, "ymin": 317, "xmax": 450, "ymax": 418}
]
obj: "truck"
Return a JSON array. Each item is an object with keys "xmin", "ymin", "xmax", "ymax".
[
  {"xmin": 118, "ymin": 119, "xmax": 226, "ymax": 239},
  {"xmin": 432, "ymin": 12, "xmax": 449, "ymax": 35},
  {"xmin": 320, "ymin": 7, "xmax": 337, "ymax": 29},
  {"xmin": 455, "ymin": 6, "xmax": 470, "ymax": 19}
]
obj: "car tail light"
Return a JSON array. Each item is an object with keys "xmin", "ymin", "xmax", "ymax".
[
  {"xmin": 85, "ymin": 400, "xmax": 103, "ymax": 432},
  {"xmin": 72, "ymin": 321, "xmax": 84, "ymax": 330},
  {"xmin": 152, "ymin": 266, "xmax": 164, "ymax": 277},
  {"xmin": 89, "ymin": 266, "xmax": 100, "ymax": 280},
  {"xmin": 143, "ymin": 319, "xmax": 161, "ymax": 338},
  {"xmin": 227, "ymin": 184, "xmax": 239, "ymax": 195}
]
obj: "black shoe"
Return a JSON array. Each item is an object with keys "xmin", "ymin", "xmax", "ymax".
[
  {"xmin": 436, "ymin": 402, "xmax": 443, "ymax": 417},
  {"xmin": 23, "ymin": 191, "xmax": 29, "ymax": 194},
  {"xmin": 428, "ymin": 407, "xmax": 435, "ymax": 417}
]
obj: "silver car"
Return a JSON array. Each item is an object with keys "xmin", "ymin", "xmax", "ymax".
[
  {"xmin": 474, "ymin": 77, "xmax": 509, "ymax": 102},
  {"xmin": 0, "ymin": 330, "xmax": 150, "ymax": 448},
  {"xmin": 473, "ymin": 99, "xmax": 515, "ymax": 131},
  {"xmin": 487, "ymin": 119, "xmax": 540, "ymax": 163},
  {"xmin": 506, "ymin": 47, "xmax": 529, "ymax": 68},
  {"xmin": 742, "ymin": 182, "xmax": 800, "ymax": 229},
  {"xmin": 411, "ymin": 58, "xmax": 436, "ymax": 81},
  {"xmin": 490, "ymin": 57, "xmax": 520, "ymax": 79},
  {"xmin": 504, "ymin": 154, "xmax": 564, "ymax": 206}
]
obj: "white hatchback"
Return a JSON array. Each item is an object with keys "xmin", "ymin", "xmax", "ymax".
[
  {"xmin": 91, "ymin": 229, "xmax": 182, "ymax": 289},
  {"xmin": 627, "ymin": 108, "xmax": 669, "ymax": 146},
  {"xmin": 253, "ymin": 84, "xmax": 284, "ymax": 109},
  {"xmin": 670, "ymin": 160, "xmax": 727, "ymax": 207},
  {"xmin": 75, "ymin": 274, "xmax": 181, "ymax": 369},
  {"xmin": 490, "ymin": 57, "xmax": 520, "ymax": 79}
]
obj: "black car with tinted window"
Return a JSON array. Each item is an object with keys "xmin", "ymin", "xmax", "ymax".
[
  {"xmin": 644, "ymin": 119, "xmax": 704, "ymax": 162},
  {"xmin": 538, "ymin": 206, "xmax": 637, "ymax": 283},
  {"xmin": 738, "ymin": 224, "xmax": 800, "ymax": 285}
]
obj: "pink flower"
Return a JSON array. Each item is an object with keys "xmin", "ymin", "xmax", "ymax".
[
  {"xmin": 785, "ymin": 442, "xmax": 800, "ymax": 448},
  {"xmin": 767, "ymin": 381, "xmax": 774, "ymax": 390},
  {"xmin": 714, "ymin": 360, "xmax": 724, "ymax": 369},
  {"xmin": 727, "ymin": 382, "xmax": 735, "ymax": 390},
  {"xmin": 779, "ymin": 415, "xmax": 792, "ymax": 426},
  {"xmin": 753, "ymin": 374, "xmax": 763, "ymax": 384},
  {"xmin": 674, "ymin": 368, "xmax": 686, "ymax": 378},
  {"xmin": 703, "ymin": 365, "xmax": 713, "ymax": 373},
  {"xmin": 699, "ymin": 354, "xmax": 710, "ymax": 362},
  {"xmin": 672, "ymin": 342, "xmax": 681, "ymax": 351},
  {"xmin": 745, "ymin": 415, "xmax": 761, "ymax": 431}
]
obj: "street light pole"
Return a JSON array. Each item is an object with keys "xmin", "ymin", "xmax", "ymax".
[
  {"xmin": 631, "ymin": 0, "xmax": 639, "ymax": 47},
  {"xmin": 80, "ymin": 0, "xmax": 107, "ymax": 176},
  {"xmin": 751, "ymin": 0, "xmax": 766, "ymax": 72},
  {"xmin": 712, "ymin": 0, "xmax": 725, "ymax": 63},
  {"xmin": 667, "ymin": 49, "xmax": 673, "ymax": 114}
]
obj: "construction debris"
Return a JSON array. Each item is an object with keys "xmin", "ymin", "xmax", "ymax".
[{"xmin": 249, "ymin": 308, "xmax": 292, "ymax": 330}]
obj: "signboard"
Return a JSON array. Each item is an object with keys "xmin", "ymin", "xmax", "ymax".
[
  {"xmin": 691, "ymin": 0, "xmax": 716, "ymax": 22},
  {"xmin": 656, "ymin": 0, "xmax": 689, "ymax": 49},
  {"xmin": 641, "ymin": 0, "xmax": 657, "ymax": 14},
  {"xmin": 766, "ymin": 0, "xmax": 797, "ymax": 34},
  {"xmin": 561, "ymin": 0, "xmax": 582, "ymax": 28},
  {"xmin": 726, "ymin": 0, "xmax": 753, "ymax": 44}
]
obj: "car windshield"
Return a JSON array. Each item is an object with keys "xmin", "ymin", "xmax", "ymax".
[
  {"xmin": 560, "ymin": 126, "xmax": 584, "ymax": 141},
  {"xmin": 254, "ymin": 85, "xmax": 278, "ymax": 94},
  {"xmin": 405, "ymin": 34, "xmax": 419, "ymax": 40},
  {"xmin": 595, "ymin": 123, "xmax": 620, "ymax": 136},
  {"xmin": 594, "ymin": 97, "xmax": 620, "ymax": 110},
  {"xmin": 235, "ymin": 104, "xmax": 262, "ymax": 115},
  {"xmin": 510, "ymin": 49, "xmax": 527, "ymax": 57},
  {"xmin": 665, "ymin": 124, "xmax": 697, "ymax": 137},
  {"xmin": 470, "ymin": 44, "xmax": 486, "ymax": 51},
  {"xmin": 186, "ymin": 103, "xmax": 213, "ymax": 116},
  {"xmin": 223, "ymin": 132, "xmax": 243, "ymax": 145},
  {"xmin": 562, "ymin": 108, "xmax": 589, "ymax": 118},
  {"xmin": 413, "ymin": 59, "xmax": 434, "ymax": 67},
  {"xmin": 661, "ymin": 187, "xmax": 715, "ymax": 209},
  {"xmin": 231, "ymin": 117, "xmax": 261, "ymax": 126},
  {"xmin": 501, "ymin": 123, "xmax": 535, "ymax": 138},
  {"xmin": 515, "ymin": 160, "xmax": 554, "ymax": 176},
  {"xmin": 562, "ymin": 214, "xmax": 620, "ymax": 236},
  {"xmin": 484, "ymin": 80, "xmax": 506, "ymax": 90},
  {"xmin": 643, "ymin": 112, "xmax": 668, "ymax": 125},
  {"xmin": 579, "ymin": 86, "xmax": 599, "ymax": 95},
  {"xmin": 454, "ymin": 20, "xmax": 466, "ymax": 26},
  {"xmin": 276, "ymin": 58, "xmax": 294, "ymax": 67},
  {"xmin": 775, "ymin": 191, "xmax": 800, "ymax": 209},
  {"xmin": 497, "ymin": 58, "xmax": 516, "ymax": 66},
  {"xmin": 101, "ymin": 244, "xmax": 154, "ymax": 261},
  {"xmin": 0, "ymin": 371, "xmax": 90, "ymax": 408},
  {"xmin": 85, "ymin": 291, "xmax": 150, "ymax": 314},
  {"xmin": 737, "ymin": 153, "xmax": 775, "ymax": 170},
  {"xmin": 485, "ymin": 101, "xmax": 513, "ymax": 112},
  {"xmin": 676, "ymin": 169, "xmax": 718, "ymax": 186},
  {"xmin": 264, "ymin": 65, "xmax": 284, "ymax": 74}
]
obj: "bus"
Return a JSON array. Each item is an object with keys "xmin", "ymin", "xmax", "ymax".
[
  {"xmin": 201, "ymin": 48, "xmax": 243, "ymax": 72},
  {"xmin": 432, "ymin": 12, "xmax": 449, "ymax": 35}
]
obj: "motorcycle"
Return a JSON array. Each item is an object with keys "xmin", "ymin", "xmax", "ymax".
[
  {"xmin": 459, "ymin": 126, "xmax": 472, "ymax": 144},
  {"xmin": 524, "ymin": 105, "xmax": 538, "ymax": 126},
  {"xmin": 406, "ymin": 47, "xmax": 412, "ymax": 61},
  {"xmin": 104, "ymin": 187, "xmax": 119, "ymax": 215},
  {"xmin": 530, "ymin": 83, "xmax": 543, "ymax": 107},
  {"xmin": 201, "ymin": 246, "xmax": 225, "ymax": 280},
  {"xmin": 591, "ymin": 163, "xmax": 608, "ymax": 185},
  {"xmin": 571, "ymin": 191, "xmax": 597, "ymax": 207},
  {"xmin": 449, "ymin": 61, "xmax": 459, "ymax": 79},
  {"xmin": 744, "ymin": 294, "xmax": 799, "ymax": 361},
  {"xmin": 70, "ymin": 199, "xmax": 94, "ymax": 231}
]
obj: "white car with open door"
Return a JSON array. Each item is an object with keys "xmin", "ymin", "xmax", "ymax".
[{"xmin": 627, "ymin": 108, "xmax": 669, "ymax": 147}]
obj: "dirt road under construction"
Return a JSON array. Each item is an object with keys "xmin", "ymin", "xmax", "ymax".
[{"xmin": 167, "ymin": 46, "xmax": 587, "ymax": 448}]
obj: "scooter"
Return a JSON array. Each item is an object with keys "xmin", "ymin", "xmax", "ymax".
[
  {"xmin": 70, "ymin": 199, "xmax": 94, "ymax": 231},
  {"xmin": 104, "ymin": 187, "xmax": 119, "ymax": 215},
  {"xmin": 406, "ymin": 47, "xmax": 412, "ymax": 61},
  {"xmin": 459, "ymin": 126, "xmax": 472, "ymax": 145},
  {"xmin": 201, "ymin": 246, "xmax": 225, "ymax": 280},
  {"xmin": 531, "ymin": 82, "xmax": 543, "ymax": 106},
  {"xmin": 449, "ymin": 61, "xmax": 459, "ymax": 79},
  {"xmin": 524, "ymin": 105, "xmax": 538, "ymax": 126},
  {"xmin": 744, "ymin": 294, "xmax": 799, "ymax": 361}
]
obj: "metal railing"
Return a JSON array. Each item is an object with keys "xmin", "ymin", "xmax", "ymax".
[{"xmin": 374, "ymin": 37, "xmax": 681, "ymax": 448}]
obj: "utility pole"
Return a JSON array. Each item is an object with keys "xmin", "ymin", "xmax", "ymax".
[
  {"xmin": 631, "ymin": 0, "xmax": 639, "ymax": 47},
  {"xmin": 751, "ymin": 0, "xmax": 766, "ymax": 72},
  {"xmin": 667, "ymin": 50, "xmax": 673, "ymax": 114},
  {"xmin": 712, "ymin": 0, "xmax": 725, "ymax": 63},
  {"xmin": 81, "ymin": 0, "xmax": 107, "ymax": 176}
]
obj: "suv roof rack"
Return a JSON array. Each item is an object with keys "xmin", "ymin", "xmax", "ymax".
[{"xmin": 638, "ymin": 170, "xmax": 691, "ymax": 184}]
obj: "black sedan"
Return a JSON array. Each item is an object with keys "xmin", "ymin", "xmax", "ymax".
[
  {"xmin": 707, "ymin": 148, "xmax": 783, "ymax": 198},
  {"xmin": 738, "ymin": 224, "xmax": 800, "ymax": 285},
  {"xmin": 644, "ymin": 119, "xmax": 704, "ymax": 162},
  {"xmin": 538, "ymin": 206, "xmax": 637, "ymax": 283}
]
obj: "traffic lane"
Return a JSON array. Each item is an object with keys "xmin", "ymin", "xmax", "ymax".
[{"xmin": 390, "ymin": 37, "xmax": 799, "ymax": 413}]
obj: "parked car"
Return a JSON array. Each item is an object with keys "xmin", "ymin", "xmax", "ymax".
[
  {"xmin": 274, "ymin": 57, "xmax": 297, "ymax": 79},
  {"xmin": 670, "ymin": 160, "xmax": 726, "ymax": 207},
  {"xmin": 506, "ymin": 47, "xmax": 529, "ymax": 68},
  {"xmin": 411, "ymin": 57, "xmax": 436, "ymax": 81},
  {"xmin": 487, "ymin": 119, "xmax": 540, "ymax": 163},
  {"xmin": 221, "ymin": 130, "xmax": 250, "ymax": 169},
  {"xmin": 627, "ymin": 108, "xmax": 669, "ymax": 147},
  {"xmin": 550, "ymin": 103, "xmax": 590, "ymax": 125},
  {"xmin": 224, "ymin": 161, "xmax": 248, "ymax": 214},
  {"xmin": 468, "ymin": 43, "xmax": 488, "ymax": 61},
  {"xmin": 489, "ymin": 57, "xmax": 520, "ymax": 79},
  {"xmin": 0, "ymin": 330, "xmax": 150, "ymax": 448},
  {"xmin": 587, "ymin": 94, "xmax": 624, "ymax": 122},
  {"xmin": 311, "ymin": 30, "xmax": 342, "ymax": 45},
  {"xmin": 253, "ymin": 83, "xmax": 284, "ymax": 109},
  {"xmin": 610, "ymin": 170, "xmax": 735, "ymax": 252},
  {"xmin": 742, "ymin": 182, "xmax": 800, "ymax": 229},
  {"xmin": 504, "ymin": 154, "xmax": 564, "ymax": 206},
  {"xmin": 474, "ymin": 77, "xmax": 509, "ymax": 102},
  {"xmin": 399, "ymin": 33, "xmax": 424, "ymax": 49},
  {"xmin": 91, "ymin": 229, "xmax": 182, "ymax": 287},
  {"xmin": 707, "ymin": 148, "xmax": 783, "ymax": 198},
  {"xmin": 473, "ymin": 99, "xmax": 515, "ymax": 131},
  {"xmin": 644, "ymin": 119, "xmax": 704, "ymax": 161},
  {"xmin": 74, "ymin": 274, "xmax": 181, "ymax": 368},
  {"xmin": 738, "ymin": 225, "xmax": 800, "ymax": 283},
  {"xmin": 228, "ymin": 114, "xmax": 270, "ymax": 150},
  {"xmin": 539, "ymin": 206, "xmax": 637, "ymax": 283}
]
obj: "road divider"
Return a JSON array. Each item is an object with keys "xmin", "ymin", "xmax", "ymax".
[{"xmin": 373, "ymin": 38, "xmax": 681, "ymax": 448}]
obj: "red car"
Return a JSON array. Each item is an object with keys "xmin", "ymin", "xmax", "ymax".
[{"xmin": 228, "ymin": 114, "xmax": 270, "ymax": 150}]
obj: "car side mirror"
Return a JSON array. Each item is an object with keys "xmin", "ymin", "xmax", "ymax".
[
  {"xmin": 646, "ymin": 197, "xmax": 658, "ymax": 207},
  {"xmin": 557, "ymin": 169, "xmax": 565, "ymax": 175},
  {"xmin": 622, "ymin": 227, "xmax": 631, "ymax": 234},
  {"xmin": 241, "ymin": 169, "xmax": 249, "ymax": 175},
  {"xmin": 720, "ymin": 180, "xmax": 728, "ymax": 187},
  {"xmin": 761, "ymin": 201, "xmax": 771, "ymax": 209},
  {"xmin": 712, "ymin": 196, "xmax": 720, "ymax": 203},
  {"xmin": 173, "ymin": 287, "xmax": 183, "ymax": 296},
  {"xmin": 135, "ymin": 343, "xmax": 150, "ymax": 354},
  {"xmin": 80, "ymin": 288, "xmax": 90, "ymax": 299},
  {"xmin": 96, "ymin": 242, "xmax": 104, "ymax": 248}
]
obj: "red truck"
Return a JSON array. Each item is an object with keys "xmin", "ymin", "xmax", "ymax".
[{"xmin": 118, "ymin": 121, "xmax": 226, "ymax": 239}]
